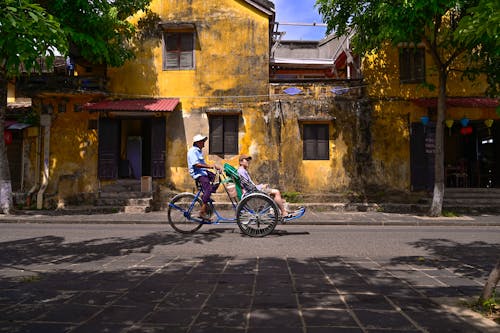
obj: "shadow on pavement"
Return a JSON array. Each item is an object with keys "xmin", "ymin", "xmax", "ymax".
[{"xmin": 1, "ymin": 234, "xmax": 498, "ymax": 332}]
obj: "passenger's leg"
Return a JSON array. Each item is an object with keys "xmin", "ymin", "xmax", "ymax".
[{"xmin": 270, "ymin": 189, "xmax": 287, "ymax": 216}]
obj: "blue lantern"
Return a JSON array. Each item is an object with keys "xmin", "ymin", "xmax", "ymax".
[
  {"xmin": 420, "ymin": 116, "xmax": 430, "ymax": 126},
  {"xmin": 460, "ymin": 117, "xmax": 469, "ymax": 127}
]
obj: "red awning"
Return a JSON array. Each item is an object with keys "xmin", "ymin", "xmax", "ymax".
[
  {"xmin": 413, "ymin": 97, "xmax": 499, "ymax": 108},
  {"xmin": 84, "ymin": 98, "xmax": 179, "ymax": 112}
]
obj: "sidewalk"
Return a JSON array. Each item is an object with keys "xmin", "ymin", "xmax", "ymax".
[{"xmin": 1, "ymin": 209, "xmax": 500, "ymax": 226}]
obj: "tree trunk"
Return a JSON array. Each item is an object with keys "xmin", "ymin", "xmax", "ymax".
[
  {"xmin": 428, "ymin": 68, "xmax": 447, "ymax": 217},
  {"xmin": 480, "ymin": 258, "xmax": 500, "ymax": 302},
  {"xmin": 0, "ymin": 71, "xmax": 13, "ymax": 214}
]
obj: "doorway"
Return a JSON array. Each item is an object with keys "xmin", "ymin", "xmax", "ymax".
[{"xmin": 98, "ymin": 117, "xmax": 166, "ymax": 180}]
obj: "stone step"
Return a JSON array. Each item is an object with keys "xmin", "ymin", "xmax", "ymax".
[
  {"xmin": 99, "ymin": 191, "xmax": 151, "ymax": 199},
  {"xmin": 124, "ymin": 205, "xmax": 151, "ymax": 214},
  {"xmin": 95, "ymin": 197, "xmax": 152, "ymax": 206}
]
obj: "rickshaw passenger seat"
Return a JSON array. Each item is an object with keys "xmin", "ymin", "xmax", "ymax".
[{"xmin": 223, "ymin": 163, "xmax": 243, "ymax": 200}]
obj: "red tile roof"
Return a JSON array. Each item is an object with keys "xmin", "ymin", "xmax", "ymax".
[{"xmin": 84, "ymin": 99, "xmax": 179, "ymax": 112}]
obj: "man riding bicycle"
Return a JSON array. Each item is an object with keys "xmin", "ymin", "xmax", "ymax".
[{"xmin": 187, "ymin": 134, "xmax": 221, "ymax": 221}]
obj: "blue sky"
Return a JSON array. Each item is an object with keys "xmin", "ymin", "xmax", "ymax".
[{"xmin": 273, "ymin": 0, "xmax": 328, "ymax": 40}]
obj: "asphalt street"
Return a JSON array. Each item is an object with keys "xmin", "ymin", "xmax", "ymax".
[{"xmin": 0, "ymin": 223, "xmax": 499, "ymax": 332}]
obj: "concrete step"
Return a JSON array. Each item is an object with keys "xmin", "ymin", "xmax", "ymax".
[
  {"xmin": 124, "ymin": 205, "xmax": 151, "ymax": 214},
  {"xmin": 95, "ymin": 197, "xmax": 152, "ymax": 206}
]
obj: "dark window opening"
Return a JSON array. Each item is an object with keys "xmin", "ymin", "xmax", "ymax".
[
  {"xmin": 163, "ymin": 32, "xmax": 194, "ymax": 70},
  {"xmin": 303, "ymin": 124, "xmax": 329, "ymax": 160},
  {"xmin": 399, "ymin": 47, "xmax": 425, "ymax": 83},
  {"xmin": 209, "ymin": 115, "xmax": 239, "ymax": 155}
]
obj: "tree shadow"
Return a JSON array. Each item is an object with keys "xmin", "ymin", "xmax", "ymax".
[
  {"xmin": 0, "ymin": 255, "xmax": 489, "ymax": 332},
  {"xmin": 390, "ymin": 238, "xmax": 500, "ymax": 279},
  {"xmin": 0, "ymin": 231, "xmax": 224, "ymax": 267}
]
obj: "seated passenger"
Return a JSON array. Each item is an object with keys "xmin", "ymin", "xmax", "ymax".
[{"xmin": 237, "ymin": 154, "xmax": 290, "ymax": 218}]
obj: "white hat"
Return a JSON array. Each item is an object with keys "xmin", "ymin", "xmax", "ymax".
[{"xmin": 193, "ymin": 134, "xmax": 208, "ymax": 143}]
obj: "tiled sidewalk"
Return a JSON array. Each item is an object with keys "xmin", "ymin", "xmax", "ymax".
[{"xmin": 0, "ymin": 254, "xmax": 496, "ymax": 332}]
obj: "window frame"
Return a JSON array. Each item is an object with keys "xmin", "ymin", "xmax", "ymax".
[
  {"xmin": 209, "ymin": 115, "xmax": 239, "ymax": 155},
  {"xmin": 163, "ymin": 31, "xmax": 195, "ymax": 70},
  {"xmin": 302, "ymin": 123, "xmax": 330, "ymax": 160},
  {"xmin": 399, "ymin": 47, "xmax": 425, "ymax": 84}
]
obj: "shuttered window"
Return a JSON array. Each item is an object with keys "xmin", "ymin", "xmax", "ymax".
[
  {"xmin": 303, "ymin": 124, "xmax": 329, "ymax": 160},
  {"xmin": 399, "ymin": 47, "xmax": 425, "ymax": 83},
  {"xmin": 209, "ymin": 116, "xmax": 239, "ymax": 154},
  {"xmin": 164, "ymin": 32, "xmax": 194, "ymax": 70}
]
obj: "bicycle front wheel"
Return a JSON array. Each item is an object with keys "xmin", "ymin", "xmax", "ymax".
[
  {"xmin": 236, "ymin": 193, "xmax": 279, "ymax": 237},
  {"xmin": 168, "ymin": 193, "xmax": 203, "ymax": 234}
]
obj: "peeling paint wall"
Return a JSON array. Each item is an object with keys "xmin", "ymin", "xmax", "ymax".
[
  {"xmin": 109, "ymin": 0, "xmax": 271, "ymax": 191},
  {"xmin": 25, "ymin": 97, "xmax": 99, "ymax": 206},
  {"xmin": 363, "ymin": 44, "xmax": 498, "ymax": 191}
]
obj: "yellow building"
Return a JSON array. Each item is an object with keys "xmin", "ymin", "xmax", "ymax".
[
  {"xmin": 363, "ymin": 43, "xmax": 499, "ymax": 191},
  {"xmin": 18, "ymin": 0, "xmax": 278, "ymax": 209}
]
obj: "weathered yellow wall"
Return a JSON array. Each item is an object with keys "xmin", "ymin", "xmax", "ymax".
[
  {"xmin": 29, "ymin": 97, "xmax": 99, "ymax": 203},
  {"xmin": 363, "ymin": 44, "xmax": 497, "ymax": 191},
  {"xmin": 108, "ymin": 0, "xmax": 271, "ymax": 191}
]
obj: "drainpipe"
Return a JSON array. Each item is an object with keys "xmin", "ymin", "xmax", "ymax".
[
  {"xmin": 36, "ymin": 115, "xmax": 51, "ymax": 209},
  {"xmin": 25, "ymin": 127, "xmax": 41, "ymax": 207}
]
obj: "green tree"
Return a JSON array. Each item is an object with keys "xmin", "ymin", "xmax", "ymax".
[
  {"xmin": 0, "ymin": 0, "xmax": 67, "ymax": 214},
  {"xmin": 39, "ymin": 0, "xmax": 154, "ymax": 67},
  {"xmin": 316, "ymin": 0, "xmax": 499, "ymax": 217}
]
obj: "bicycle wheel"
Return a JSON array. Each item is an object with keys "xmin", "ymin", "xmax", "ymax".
[
  {"xmin": 236, "ymin": 193, "xmax": 279, "ymax": 237},
  {"xmin": 168, "ymin": 193, "xmax": 203, "ymax": 234}
]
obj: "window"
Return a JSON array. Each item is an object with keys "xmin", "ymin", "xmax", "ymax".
[
  {"xmin": 209, "ymin": 116, "xmax": 239, "ymax": 154},
  {"xmin": 163, "ymin": 32, "xmax": 194, "ymax": 70},
  {"xmin": 399, "ymin": 47, "xmax": 425, "ymax": 83},
  {"xmin": 303, "ymin": 124, "xmax": 329, "ymax": 160}
]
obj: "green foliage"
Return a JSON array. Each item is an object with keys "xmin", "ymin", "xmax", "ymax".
[
  {"xmin": 470, "ymin": 293, "xmax": 499, "ymax": 323},
  {"xmin": 455, "ymin": 0, "xmax": 500, "ymax": 98},
  {"xmin": 315, "ymin": 0, "xmax": 499, "ymax": 95},
  {"xmin": 283, "ymin": 191, "xmax": 302, "ymax": 203},
  {"xmin": 0, "ymin": 0, "xmax": 67, "ymax": 77},
  {"xmin": 40, "ymin": 0, "xmax": 153, "ymax": 67}
]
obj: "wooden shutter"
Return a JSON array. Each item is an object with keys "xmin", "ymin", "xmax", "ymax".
[
  {"xmin": 209, "ymin": 116, "xmax": 224, "ymax": 154},
  {"xmin": 303, "ymin": 124, "xmax": 316, "ymax": 160},
  {"xmin": 399, "ymin": 49, "xmax": 409, "ymax": 82},
  {"xmin": 180, "ymin": 34, "xmax": 194, "ymax": 69},
  {"xmin": 98, "ymin": 118, "xmax": 119, "ymax": 179},
  {"xmin": 316, "ymin": 124, "xmax": 329, "ymax": 160},
  {"xmin": 151, "ymin": 117, "xmax": 166, "ymax": 178},
  {"xmin": 415, "ymin": 48, "xmax": 425, "ymax": 82},
  {"xmin": 224, "ymin": 116, "xmax": 239, "ymax": 154},
  {"xmin": 410, "ymin": 123, "xmax": 435, "ymax": 191}
]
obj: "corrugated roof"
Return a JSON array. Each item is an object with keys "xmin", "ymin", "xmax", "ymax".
[{"xmin": 84, "ymin": 99, "xmax": 179, "ymax": 112}]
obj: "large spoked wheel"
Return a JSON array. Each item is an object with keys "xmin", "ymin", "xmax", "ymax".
[
  {"xmin": 236, "ymin": 193, "xmax": 279, "ymax": 237},
  {"xmin": 168, "ymin": 193, "xmax": 203, "ymax": 234}
]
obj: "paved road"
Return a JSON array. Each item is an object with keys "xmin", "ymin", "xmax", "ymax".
[{"xmin": 1, "ymin": 224, "xmax": 499, "ymax": 332}]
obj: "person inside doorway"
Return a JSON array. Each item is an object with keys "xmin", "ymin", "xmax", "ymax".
[
  {"xmin": 187, "ymin": 134, "xmax": 221, "ymax": 220},
  {"xmin": 237, "ymin": 154, "xmax": 291, "ymax": 218}
]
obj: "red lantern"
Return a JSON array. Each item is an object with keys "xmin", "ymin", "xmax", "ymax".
[
  {"xmin": 460, "ymin": 126, "xmax": 473, "ymax": 136},
  {"xmin": 4, "ymin": 130, "xmax": 12, "ymax": 145}
]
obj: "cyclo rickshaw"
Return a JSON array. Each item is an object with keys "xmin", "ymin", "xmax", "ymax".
[{"xmin": 168, "ymin": 163, "xmax": 306, "ymax": 237}]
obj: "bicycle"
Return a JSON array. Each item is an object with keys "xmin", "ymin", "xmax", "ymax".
[{"xmin": 168, "ymin": 163, "xmax": 306, "ymax": 237}]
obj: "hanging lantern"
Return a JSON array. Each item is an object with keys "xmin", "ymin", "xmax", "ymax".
[
  {"xmin": 420, "ymin": 116, "xmax": 430, "ymax": 126},
  {"xmin": 460, "ymin": 125, "xmax": 473, "ymax": 136},
  {"xmin": 4, "ymin": 130, "xmax": 13, "ymax": 145},
  {"xmin": 445, "ymin": 119, "xmax": 454, "ymax": 135},
  {"xmin": 484, "ymin": 119, "xmax": 493, "ymax": 135},
  {"xmin": 460, "ymin": 116, "xmax": 469, "ymax": 127}
]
